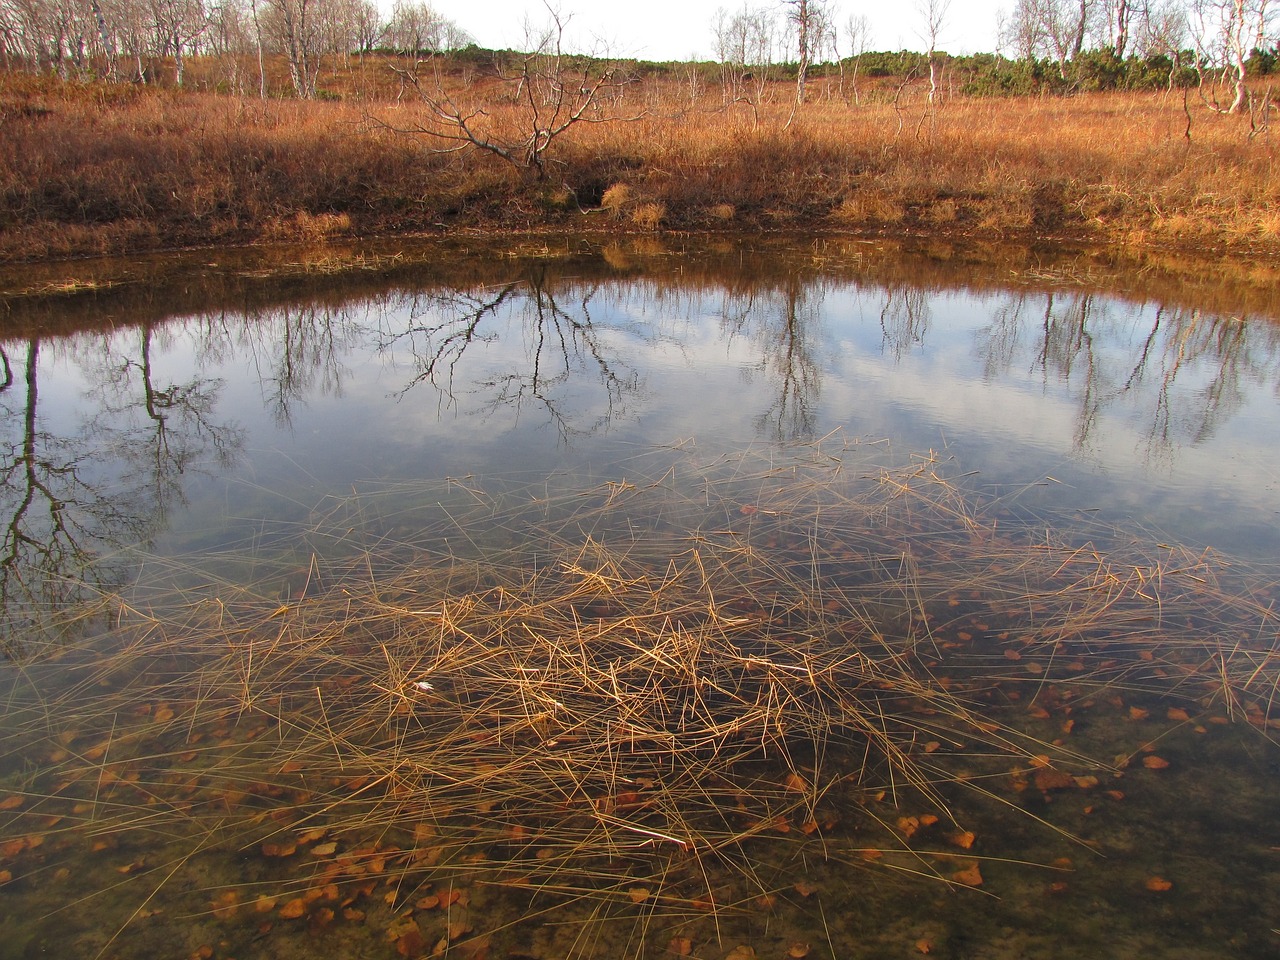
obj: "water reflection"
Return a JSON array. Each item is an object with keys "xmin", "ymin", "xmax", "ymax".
[
  {"xmin": 375, "ymin": 264, "xmax": 646, "ymax": 442},
  {"xmin": 717, "ymin": 275, "xmax": 824, "ymax": 440},
  {"xmin": 0, "ymin": 325, "xmax": 244, "ymax": 657},
  {"xmin": 2, "ymin": 238, "xmax": 1279, "ymax": 654},
  {"xmin": 977, "ymin": 289, "xmax": 1275, "ymax": 460},
  {"xmin": 1, "ymin": 240, "xmax": 1278, "ymax": 959}
]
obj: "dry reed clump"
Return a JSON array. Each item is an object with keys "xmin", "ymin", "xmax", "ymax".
[
  {"xmin": 834, "ymin": 193, "xmax": 905, "ymax": 225},
  {"xmin": 707, "ymin": 203, "xmax": 736, "ymax": 222},
  {"xmin": 263, "ymin": 211, "xmax": 353, "ymax": 242},
  {"xmin": 924, "ymin": 199, "xmax": 959, "ymax": 225},
  {"xmin": 2, "ymin": 442, "xmax": 1277, "ymax": 953},
  {"xmin": 600, "ymin": 183, "xmax": 633, "ymax": 217},
  {"xmin": 630, "ymin": 202, "xmax": 667, "ymax": 230},
  {"xmin": 973, "ymin": 195, "xmax": 1036, "ymax": 234}
]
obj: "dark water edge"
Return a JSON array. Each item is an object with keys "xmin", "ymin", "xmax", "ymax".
[{"xmin": 3, "ymin": 232, "xmax": 1280, "ymax": 339}]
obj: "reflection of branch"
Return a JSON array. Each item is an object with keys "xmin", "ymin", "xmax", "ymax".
[
  {"xmin": 378, "ymin": 267, "xmax": 643, "ymax": 445},
  {"xmin": 1160, "ymin": 311, "xmax": 1249, "ymax": 446},
  {"xmin": 0, "ymin": 325, "xmax": 246, "ymax": 660},
  {"xmin": 755, "ymin": 284, "xmax": 820, "ymax": 440},
  {"xmin": 388, "ymin": 283, "xmax": 523, "ymax": 401},
  {"xmin": 975, "ymin": 292, "xmax": 1027, "ymax": 378},
  {"xmin": 249, "ymin": 304, "xmax": 354, "ymax": 427},
  {"xmin": 86, "ymin": 325, "xmax": 245, "ymax": 524},
  {"xmin": 975, "ymin": 288, "xmax": 1276, "ymax": 458},
  {"xmin": 719, "ymin": 280, "xmax": 823, "ymax": 441},
  {"xmin": 0, "ymin": 340, "xmax": 130, "ymax": 659},
  {"xmin": 880, "ymin": 286, "xmax": 930, "ymax": 359}
]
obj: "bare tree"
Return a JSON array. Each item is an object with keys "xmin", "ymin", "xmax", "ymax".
[
  {"xmin": 711, "ymin": 4, "xmax": 778, "ymax": 121},
  {"xmin": 1135, "ymin": 0, "xmax": 1188, "ymax": 58},
  {"xmin": 784, "ymin": 0, "xmax": 827, "ymax": 105},
  {"xmin": 149, "ymin": 0, "xmax": 206, "ymax": 84},
  {"xmin": 1104, "ymin": 0, "xmax": 1134, "ymax": 55},
  {"xmin": 350, "ymin": 0, "xmax": 380, "ymax": 51},
  {"xmin": 1000, "ymin": 0, "xmax": 1104, "ymax": 77},
  {"xmin": 384, "ymin": 0, "xmax": 461, "ymax": 55},
  {"xmin": 1188, "ymin": 0, "xmax": 1276, "ymax": 113},
  {"xmin": 383, "ymin": 6, "xmax": 639, "ymax": 180},
  {"xmin": 841, "ymin": 12, "xmax": 870, "ymax": 104},
  {"xmin": 260, "ymin": 0, "xmax": 319, "ymax": 97},
  {"xmin": 999, "ymin": 0, "xmax": 1048, "ymax": 60},
  {"xmin": 917, "ymin": 0, "xmax": 952, "ymax": 101}
]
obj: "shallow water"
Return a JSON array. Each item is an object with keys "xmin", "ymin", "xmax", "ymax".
[{"xmin": 0, "ymin": 236, "xmax": 1277, "ymax": 959}]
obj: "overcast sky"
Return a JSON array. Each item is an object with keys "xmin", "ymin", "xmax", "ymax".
[{"xmin": 422, "ymin": 0, "xmax": 1007, "ymax": 62}]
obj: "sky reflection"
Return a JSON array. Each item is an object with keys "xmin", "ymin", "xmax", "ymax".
[{"xmin": 3, "ymin": 239, "xmax": 1279, "ymax": 648}]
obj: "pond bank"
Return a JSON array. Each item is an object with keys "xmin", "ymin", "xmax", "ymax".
[{"xmin": 2, "ymin": 75, "xmax": 1278, "ymax": 266}]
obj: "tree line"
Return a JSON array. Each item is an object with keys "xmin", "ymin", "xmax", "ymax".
[
  {"xmin": 0, "ymin": 0, "xmax": 1274, "ymax": 110},
  {"xmin": 708, "ymin": 0, "xmax": 1276, "ymax": 111},
  {"xmin": 0, "ymin": 0, "xmax": 470, "ymax": 94}
]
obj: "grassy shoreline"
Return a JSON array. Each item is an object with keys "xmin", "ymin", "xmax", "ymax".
[{"xmin": 1, "ymin": 66, "xmax": 1278, "ymax": 265}]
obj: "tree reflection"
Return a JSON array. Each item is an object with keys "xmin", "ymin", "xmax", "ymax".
[
  {"xmin": 82, "ymin": 323, "xmax": 245, "ymax": 521},
  {"xmin": 879, "ymin": 285, "xmax": 932, "ymax": 360},
  {"xmin": 5, "ymin": 246, "xmax": 1280, "ymax": 663},
  {"xmin": 975, "ymin": 289, "xmax": 1280, "ymax": 458},
  {"xmin": 718, "ymin": 277, "xmax": 823, "ymax": 441},
  {"xmin": 374, "ymin": 264, "xmax": 644, "ymax": 443},
  {"xmin": 0, "ymin": 328, "xmax": 244, "ymax": 660}
]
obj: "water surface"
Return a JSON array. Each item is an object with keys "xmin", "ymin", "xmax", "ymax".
[{"xmin": 0, "ymin": 236, "xmax": 1277, "ymax": 959}]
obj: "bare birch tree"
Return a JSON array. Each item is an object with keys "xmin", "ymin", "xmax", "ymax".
[
  {"xmin": 917, "ymin": 0, "xmax": 952, "ymax": 101},
  {"xmin": 842, "ymin": 12, "xmax": 870, "ymax": 104},
  {"xmin": 712, "ymin": 4, "xmax": 777, "ymax": 121},
  {"xmin": 784, "ymin": 0, "xmax": 827, "ymax": 104},
  {"xmin": 1188, "ymin": 0, "xmax": 1275, "ymax": 112}
]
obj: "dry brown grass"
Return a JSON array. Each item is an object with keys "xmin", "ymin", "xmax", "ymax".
[{"xmin": 1, "ymin": 63, "xmax": 1277, "ymax": 263}]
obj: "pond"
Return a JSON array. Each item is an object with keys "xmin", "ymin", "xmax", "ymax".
[{"xmin": 0, "ymin": 235, "xmax": 1278, "ymax": 960}]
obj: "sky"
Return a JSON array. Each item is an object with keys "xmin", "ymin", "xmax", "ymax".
[{"xmin": 423, "ymin": 0, "xmax": 1007, "ymax": 62}]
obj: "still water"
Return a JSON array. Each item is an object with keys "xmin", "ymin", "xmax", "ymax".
[{"xmin": 0, "ymin": 236, "xmax": 1277, "ymax": 959}]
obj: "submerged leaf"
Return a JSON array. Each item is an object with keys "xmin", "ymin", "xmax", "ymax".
[
  {"xmin": 396, "ymin": 930, "xmax": 427, "ymax": 958},
  {"xmin": 949, "ymin": 830, "xmax": 976, "ymax": 850}
]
